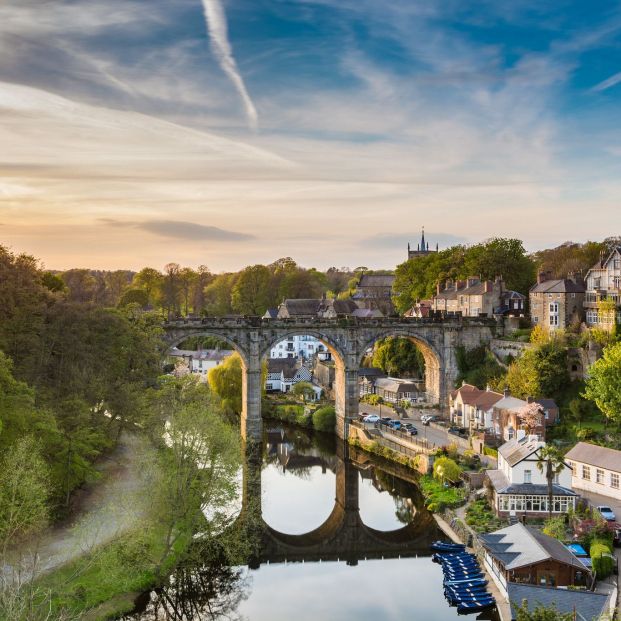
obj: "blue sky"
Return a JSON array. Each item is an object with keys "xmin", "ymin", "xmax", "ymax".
[{"xmin": 0, "ymin": 0, "xmax": 620, "ymax": 271}]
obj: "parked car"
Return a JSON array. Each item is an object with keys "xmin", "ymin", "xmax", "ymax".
[
  {"xmin": 613, "ymin": 528, "xmax": 621, "ymax": 548},
  {"xmin": 401, "ymin": 422, "xmax": 414, "ymax": 430},
  {"xmin": 407, "ymin": 426, "xmax": 418, "ymax": 436},
  {"xmin": 388, "ymin": 420, "xmax": 402, "ymax": 430},
  {"xmin": 448, "ymin": 426, "xmax": 468, "ymax": 438},
  {"xmin": 358, "ymin": 412, "xmax": 369, "ymax": 421},
  {"xmin": 597, "ymin": 506, "xmax": 617, "ymax": 522},
  {"xmin": 379, "ymin": 417, "xmax": 393, "ymax": 427},
  {"xmin": 363, "ymin": 414, "xmax": 380, "ymax": 424},
  {"xmin": 422, "ymin": 415, "xmax": 440, "ymax": 426}
]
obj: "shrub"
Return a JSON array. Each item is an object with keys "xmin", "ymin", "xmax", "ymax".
[
  {"xmin": 542, "ymin": 517, "xmax": 567, "ymax": 541},
  {"xmin": 312, "ymin": 406, "xmax": 336, "ymax": 432},
  {"xmin": 484, "ymin": 446, "xmax": 498, "ymax": 458},
  {"xmin": 433, "ymin": 457, "xmax": 462, "ymax": 484},
  {"xmin": 591, "ymin": 539, "xmax": 614, "ymax": 578}
]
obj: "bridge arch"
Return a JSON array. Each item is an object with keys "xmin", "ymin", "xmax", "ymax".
[
  {"xmin": 358, "ymin": 328, "xmax": 443, "ymax": 404},
  {"xmin": 164, "ymin": 329, "xmax": 250, "ymax": 367}
]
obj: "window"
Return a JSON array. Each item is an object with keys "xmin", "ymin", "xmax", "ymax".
[
  {"xmin": 611, "ymin": 473, "xmax": 620, "ymax": 489},
  {"xmin": 533, "ymin": 316, "xmax": 539, "ymax": 323},
  {"xmin": 596, "ymin": 469, "xmax": 605, "ymax": 484},
  {"xmin": 582, "ymin": 465, "xmax": 591, "ymax": 481},
  {"xmin": 549, "ymin": 314, "xmax": 559, "ymax": 327},
  {"xmin": 524, "ymin": 470, "xmax": 532, "ymax": 484}
]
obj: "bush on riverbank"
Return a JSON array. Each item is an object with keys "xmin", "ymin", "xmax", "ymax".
[
  {"xmin": 419, "ymin": 475, "xmax": 466, "ymax": 512},
  {"xmin": 465, "ymin": 499, "xmax": 503, "ymax": 533},
  {"xmin": 312, "ymin": 406, "xmax": 336, "ymax": 432},
  {"xmin": 348, "ymin": 438, "xmax": 421, "ymax": 471}
]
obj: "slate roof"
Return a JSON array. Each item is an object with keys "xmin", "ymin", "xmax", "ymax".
[
  {"xmin": 434, "ymin": 278, "xmax": 496, "ymax": 300},
  {"xmin": 352, "ymin": 308, "xmax": 383, "ymax": 318},
  {"xmin": 508, "ymin": 584, "xmax": 609, "ymax": 621},
  {"xmin": 358, "ymin": 367, "xmax": 386, "ymax": 378},
  {"xmin": 486, "ymin": 470, "xmax": 576, "ymax": 497},
  {"xmin": 357, "ymin": 274, "xmax": 396, "ymax": 288},
  {"xmin": 278, "ymin": 299, "xmax": 322, "ymax": 317},
  {"xmin": 535, "ymin": 398, "xmax": 558, "ymax": 410},
  {"xmin": 329, "ymin": 299, "xmax": 359, "ymax": 315},
  {"xmin": 499, "ymin": 436, "xmax": 543, "ymax": 467},
  {"xmin": 267, "ymin": 359, "xmax": 298, "ymax": 378},
  {"xmin": 473, "ymin": 390, "xmax": 504, "ymax": 411},
  {"xmin": 480, "ymin": 523, "xmax": 586, "ymax": 571},
  {"xmin": 263, "ymin": 308, "xmax": 278, "ymax": 319},
  {"xmin": 565, "ymin": 442, "xmax": 621, "ymax": 473},
  {"xmin": 169, "ymin": 348, "xmax": 234, "ymax": 361},
  {"xmin": 529, "ymin": 279, "xmax": 585, "ymax": 294},
  {"xmin": 374, "ymin": 377, "xmax": 421, "ymax": 393},
  {"xmin": 494, "ymin": 395, "xmax": 528, "ymax": 412}
]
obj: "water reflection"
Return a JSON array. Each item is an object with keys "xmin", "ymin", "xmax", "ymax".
[{"xmin": 127, "ymin": 426, "xmax": 481, "ymax": 621}]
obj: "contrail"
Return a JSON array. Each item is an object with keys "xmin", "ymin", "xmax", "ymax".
[{"xmin": 201, "ymin": 0, "xmax": 258, "ymax": 130}]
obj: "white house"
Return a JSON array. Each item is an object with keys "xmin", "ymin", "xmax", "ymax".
[
  {"xmin": 168, "ymin": 348, "xmax": 234, "ymax": 376},
  {"xmin": 269, "ymin": 335, "xmax": 326, "ymax": 360},
  {"xmin": 584, "ymin": 246, "xmax": 621, "ymax": 328},
  {"xmin": 265, "ymin": 359, "xmax": 320, "ymax": 398},
  {"xmin": 486, "ymin": 436, "xmax": 576, "ymax": 518},
  {"xmin": 565, "ymin": 442, "xmax": 621, "ymax": 502}
]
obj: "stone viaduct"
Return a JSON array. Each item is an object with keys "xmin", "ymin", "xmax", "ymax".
[{"xmin": 163, "ymin": 315, "xmax": 500, "ymax": 440}]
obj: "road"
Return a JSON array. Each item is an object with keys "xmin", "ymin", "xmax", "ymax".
[{"xmin": 357, "ymin": 402, "xmax": 498, "ymax": 467}]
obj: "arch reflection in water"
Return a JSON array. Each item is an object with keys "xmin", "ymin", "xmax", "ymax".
[{"xmin": 126, "ymin": 426, "xmax": 456, "ymax": 621}]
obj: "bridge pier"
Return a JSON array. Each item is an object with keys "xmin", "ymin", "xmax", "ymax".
[
  {"xmin": 241, "ymin": 357, "xmax": 263, "ymax": 443},
  {"xmin": 334, "ymin": 359, "xmax": 359, "ymax": 440}
]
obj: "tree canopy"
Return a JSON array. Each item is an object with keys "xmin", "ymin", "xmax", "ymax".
[{"xmin": 584, "ymin": 341, "xmax": 621, "ymax": 423}]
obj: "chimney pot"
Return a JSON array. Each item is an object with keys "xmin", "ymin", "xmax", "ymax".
[
  {"xmin": 503, "ymin": 388, "xmax": 510, "ymax": 398},
  {"xmin": 527, "ymin": 396, "xmax": 534, "ymax": 404}
]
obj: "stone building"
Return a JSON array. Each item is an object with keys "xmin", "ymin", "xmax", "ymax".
[
  {"xmin": 352, "ymin": 274, "xmax": 395, "ymax": 315},
  {"xmin": 432, "ymin": 276, "xmax": 522, "ymax": 317},
  {"xmin": 529, "ymin": 272, "xmax": 585, "ymax": 330},
  {"xmin": 584, "ymin": 246, "xmax": 621, "ymax": 328},
  {"xmin": 407, "ymin": 227, "xmax": 438, "ymax": 260}
]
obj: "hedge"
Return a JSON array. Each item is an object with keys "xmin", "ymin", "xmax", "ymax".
[{"xmin": 591, "ymin": 539, "xmax": 614, "ymax": 578}]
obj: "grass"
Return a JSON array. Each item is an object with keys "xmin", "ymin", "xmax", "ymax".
[{"xmin": 34, "ymin": 522, "xmax": 192, "ymax": 620}]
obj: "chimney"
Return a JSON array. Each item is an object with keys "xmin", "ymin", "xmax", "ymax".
[
  {"xmin": 527, "ymin": 396, "xmax": 534, "ymax": 404},
  {"xmin": 537, "ymin": 271, "xmax": 547, "ymax": 285},
  {"xmin": 484, "ymin": 281, "xmax": 492, "ymax": 293},
  {"xmin": 486, "ymin": 384, "xmax": 491, "ymax": 392},
  {"xmin": 436, "ymin": 281, "xmax": 444, "ymax": 294},
  {"xmin": 503, "ymin": 388, "xmax": 510, "ymax": 398},
  {"xmin": 467, "ymin": 276, "xmax": 479, "ymax": 287},
  {"xmin": 455, "ymin": 279, "xmax": 466, "ymax": 290},
  {"xmin": 445, "ymin": 278, "xmax": 453, "ymax": 290}
]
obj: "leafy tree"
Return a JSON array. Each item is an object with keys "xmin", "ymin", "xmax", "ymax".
[
  {"xmin": 132, "ymin": 267, "xmax": 164, "ymax": 308},
  {"xmin": 520, "ymin": 402, "xmax": 543, "ymax": 435},
  {"xmin": 536, "ymin": 445, "xmax": 566, "ymax": 519},
  {"xmin": 162, "ymin": 263, "xmax": 182, "ymax": 318},
  {"xmin": 532, "ymin": 240, "xmax": 606, "ymax": 279},
  {"xmin": 371, "ymin": 337, "xmax": 425, "ymax": 377},
  {"xmin": 204, "ymin": 273, "xmax": 237, "ymax": 316},
  {"xmin": 542, "ymin": 516, "xmax": 567, "ymax": 540},
  {"xmin": 455, "ymin": 345, "xmax": 505, "ymax": 389},
  {"xmin": 584, "ymin": 341, "xmax": 621, "ymax": 423},
  {"xmin": 118, "ymin": 288, "xmax": 149, "ymax": 308},
  {"xmin": 433, "ymin": 457, "xmax": 462, "ymax": 484},
  {"xmin": 231, "ymin": 265, "xmax": 272, "ymax": 315},
  {"xmin": 61, "ymin": 268, "xmax": 97, "ymax": 303},
  {"xmin": 208, "ymin": 353, "xmax": 243, "ymax": 414},
  {"xmin": 41, "ymin": 271, "xmax": 66, "ymax": 293},
  {"xmin": 292, "ymin": 381, "xmax": 315, "ymax": 402},
  {"xmin": 0, "ymin": 436, "xmax": 50, "ymax": 556}
]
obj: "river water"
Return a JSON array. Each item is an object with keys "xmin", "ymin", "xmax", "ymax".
[{"xmin": 126, "ymin": 425, "xmax": 498, "ymax": 620}]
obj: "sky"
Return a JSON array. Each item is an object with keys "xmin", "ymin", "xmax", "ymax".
[{"xmin": 1, "ymin": 0, "xmax": 621, "ymax": 272}]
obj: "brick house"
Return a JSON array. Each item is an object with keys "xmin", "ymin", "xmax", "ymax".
[
  {"xmin": 449, "ymin": 383, "xmax": 504, "ymax": 431},
  {"xmin": 529, "ymin": 272, "xmax": 585, "ymax": 330}
]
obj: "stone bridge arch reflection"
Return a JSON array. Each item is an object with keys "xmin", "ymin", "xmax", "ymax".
[{"xmin": 238, "ymin": 434, "xmax": 438, "ymax": 567}]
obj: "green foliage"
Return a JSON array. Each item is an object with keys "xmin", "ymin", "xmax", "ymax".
[
  {"xmin": 531, "ymin": 240, "xmax": 606, "ymax": 280},
  {"xmin": 542, "ymin": 517, "xmax": 567, "ymax": 540},
  {"xmin": 208, "ymin": 353, "xmax": 243, "ymax": 414},
  {"xmin": 455, "ymin": 345, "xmax": 505, "ymax": 388},
  {"xmin": 513, "ymin": 599, "xmax": 574, "ymax": 621},
  {"xmin": 433, "ymin": 457, "xmax": 462, "ymax": 483},
  {"xmin": 483, "ymin": 446, "xmax": 498, "ymax": 458},
  {"xmin": 393, "ymin": 238, "xmax": 535, "ymax": 313},
  {"xmin": 371, "ymin": 337, "xmax": 425, "ymax": 377},
  {"xmin": 419, "ymin": 475, "xmax": 466, "ymax": 512},
  {"xmin": 590, "ymin": 539, "xmax": 614, "ymax": 578},
  {"xmin": 312, "ymin": 406, "xmax": 336, "ymax": 432},
  {"xmin": 584, "ymin": 341, "xmax": 621, "ymax": 423},
  {"xmin": 465, "ymin": 499, "xmax": 503, "ymax": 533},
  {"xmin": 292, "ymin": 381, "xmax": 315, "ymax": 402}
]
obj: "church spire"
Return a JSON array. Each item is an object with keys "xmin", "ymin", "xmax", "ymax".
[{"xmin": 421, "ymin": 226, "xmax": 426, "ymax": 250}]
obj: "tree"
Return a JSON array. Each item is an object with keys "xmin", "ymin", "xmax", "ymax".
[
  {"xmin": 178, "ymin": 267, "xmax": 197, "ymax": 316},
  {"xmin": 536, "ymin": 445, "xmax": 566, "ymax": 519},
  {"xmin": 312, "ymin": 405, "xmax": 335, "ymax": 432},
  {"xmin": 584, "ymin": 341, "xmax": 621, "ymax": 423},
  {"xmin": 519, "ymin": 402, "xmax": 543, "ymax": 435},
  {"xmin": 0, "ymin": 436, "xmax": 50, "ymax": 557},
  {"xmin": 162, "ymin": 263, "xmax": 182, "ymax": 318},
  {"xmin": 204, "ymin": 273, "xmax": 237, "ymax": 316},
  {"xmin": 208, "ymin": 353, "xmax": 243, "ymax": 414},
  {"xmin": 292, "ymin": 381, "xmax": 315, "ymax": 402},
  {"xmin": 118, "ymin": 288, "xmax": 149, "ymax": 308},
  {"xmin": 132, "ymin": 267, "xmax": 163, "ymax": 308},
  {"xmin": 231, "ymin": 265, "xmax": 272, "ymax": 315},
  {"xmin": 61, "ymin": 269, "xmax": 97, "ymax": 303},
  {"xmin": 433, "ymin": 457, "xmax": 462, "ymax": 484},
  {"xmin": 371, "ymin": 337, "xmax": 425, "ymax": 378},
  {"xmin": 542, "ymin": 516, "xmax": 567, "ymax": 540}
]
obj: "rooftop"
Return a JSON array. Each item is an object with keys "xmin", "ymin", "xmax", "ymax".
[
  {"xmin": 498, "ymin": 436, "xmax": 544, "ymax": 467},
  {"xmin": 486, "ymin": 469, "xmax": 576, "ymax": 497},
  {"xmin": 480, "ymin": 523, "xmax": 586, "ymax": 572},
  {"xmin": 565, "ymin": 442, "xmax": 621, "ymax": 473},
  {"xmin": 529, "ymin": 278, "xmax": 585, "ymax": 294}
]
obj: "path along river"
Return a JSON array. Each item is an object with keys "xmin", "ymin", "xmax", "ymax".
[{"xmin": 125, "ymin": 425, "xmax": 499, "ymax": 621}]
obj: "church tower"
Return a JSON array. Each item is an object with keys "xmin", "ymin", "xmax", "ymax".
[{"xmin": 407, "ymin": 227, "xmax": 438, "ymax": 260}]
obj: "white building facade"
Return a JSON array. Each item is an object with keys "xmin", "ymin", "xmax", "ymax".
[
  {"xmin": 565, "ymin": 442, "xmax": 621, "ymax": 502},
  {"xmin": 270, "ymin": 335, "xmax": 326, "ymax": 360}
]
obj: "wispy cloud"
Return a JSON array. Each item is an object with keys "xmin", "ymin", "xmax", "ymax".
[
  {"xmin": 592, "ymin": 71, "xmax": 621, "ymax": 92},
  {"xmin": 102, "ymin": 219, "xmax": 255, "ymax": 242},
  {"xmin": 201, "ymin": 0, "xmax": 258, "ymax": 130}
]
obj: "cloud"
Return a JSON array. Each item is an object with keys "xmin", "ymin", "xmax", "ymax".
[
  {"xmin": 101, "ymin": 219, "xmax": 255, "ymax": 242},
  {"xmin": 592, "ymin": 71, "xmax": 621, "ymax": 92},
  {"xmin": 201, "ymin": 0, "xmax": 258, "ymax": 130}
]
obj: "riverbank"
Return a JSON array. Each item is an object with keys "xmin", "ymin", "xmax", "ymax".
[{"xmin": 6, "ymin": 433, "xmax": 191, "ymax": 621}]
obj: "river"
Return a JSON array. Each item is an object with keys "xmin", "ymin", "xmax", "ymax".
[{"xmin": 125, "ymin": 425, "xmax": 499, "ymax": 620}]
